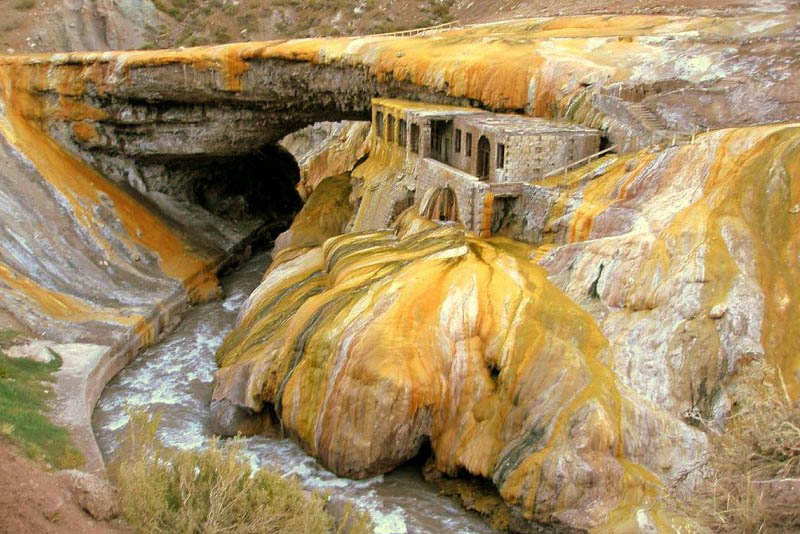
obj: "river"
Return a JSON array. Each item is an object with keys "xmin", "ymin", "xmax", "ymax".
[{"xmin": 92, "ymin": 251, "xmax": 499, "ymax": 534}]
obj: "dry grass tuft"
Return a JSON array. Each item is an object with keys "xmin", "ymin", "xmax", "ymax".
[
  {"xmin": 114, "ymin": 410, "xmax": 372, "ymax": 534},
  {"xmin": 675, "ymin": 361, "xmax": 800, "ymax": 533},
  {"xmin": 12, "ymin": 0, "xmax": 34, "ymax": 10}
]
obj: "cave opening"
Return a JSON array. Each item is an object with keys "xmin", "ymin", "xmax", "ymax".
[
  {"xmin": 599, "ymin": 133, "xmax": 613, "ymax": 152},
  {"xmin": 153, "ymin": 143, "xmax": 304, "ymax": 268}
]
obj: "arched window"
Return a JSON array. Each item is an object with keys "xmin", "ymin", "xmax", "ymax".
[
  {"xmin": 398, "ymin": 119, "xmax": 407, "ymax": 147},
  {"xmin": 387, "ymin": 115, "xmax": 395, "ymax": 143},
  {"xmin": 477, "ymin": 136, "xmax": 491, "ymax": 179}
]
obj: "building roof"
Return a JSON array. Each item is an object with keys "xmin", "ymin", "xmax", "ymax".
[
  {"xmin": 372, "ymin": 97, "xmax": 598, "ymax": 135},
  {"xmin": 461, "ymin": 112, "xmax": 598, "ymax": 135}
]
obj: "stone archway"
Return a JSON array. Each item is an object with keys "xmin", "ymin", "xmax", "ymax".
[{"xmin": 419, "ymin": 186, "xmax": 459, "ymax": 223}]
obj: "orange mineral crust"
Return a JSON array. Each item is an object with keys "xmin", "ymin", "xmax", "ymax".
[
  {"xmin": 0, "ymin": 64, "xmax": 221, "ymax": 304},
  {"xmin": 532, "ymin": 125, "xmax": 800, "ymax": 407},
  {"xmin": 213, "ymin": 211, "xmax": 705, "ymax": 532},
  {"xmin": 0, "ymin": 12, "xmax": 796, "ymax": 124}
]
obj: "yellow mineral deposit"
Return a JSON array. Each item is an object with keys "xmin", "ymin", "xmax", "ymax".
[
  {"xmin": 0, "ymin": 56, "xmax": 221, "ymax": 340},
  {"xmin": 540, "ymin": 125, "xmax": 800, "ymax": 399},
  {"xmin": 2, "ymin": 13, "xmax": 794, "ymax": 131},
  {"xmin": 293, "ymin": 124, "xmax": 370, "ymax": 199},
  {"xmin": 214, "ymin": 208, "xmax": 697, "ymax": 530}
]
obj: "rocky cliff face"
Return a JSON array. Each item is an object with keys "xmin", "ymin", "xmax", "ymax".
[
  {"xmin": 3, "ymin": 0, "xmax": 793, "ymax": 55},
  {"xmin": 281, "ymin": 121, "xmax": 370, "ymax": 200},
  {"xmin": 534, "ymin": 125, "xmax": 800, "ymax": 417}
]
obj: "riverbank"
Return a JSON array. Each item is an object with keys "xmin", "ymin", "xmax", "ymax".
[{"xmin": 0, "ymin": 439, "xmax": 130, "ymax": 534}]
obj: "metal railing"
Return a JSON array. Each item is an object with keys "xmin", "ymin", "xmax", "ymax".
[
  {"xmin": 368, "ymin": 20, "xmax": 461, "ymax": 38},
  {"xmin": 543, "ymin": 145, "xmax": 618, "ymax": 178}
]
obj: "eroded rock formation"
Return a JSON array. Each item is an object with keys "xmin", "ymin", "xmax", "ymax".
[
  {"xmin": 211, "ymin": 125, "xmax": 800, "ymax": 533},
  {"xmin": 281, "ymin": 121, "xmax": 370, "ymax": 199},
  {"xmin": 214, "ymin": 207, "xmax": 705, "ymax": 531}
]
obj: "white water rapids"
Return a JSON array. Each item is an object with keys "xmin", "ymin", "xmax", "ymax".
[{"xmin": 92, "ymin": 251, "xmax": 499, "ymax": 534}]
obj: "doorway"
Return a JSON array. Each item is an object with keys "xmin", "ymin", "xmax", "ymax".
[{"xmin": 477, "ymin": 136, "xmax": 491, "ymax": 180}]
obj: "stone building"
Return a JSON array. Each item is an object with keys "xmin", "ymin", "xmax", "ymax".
[
  {"xmin": 371, "ymin": 98, "xmax": 601, "ymax": 183},
  {"xmin": 363, "ymin": 98, "xmax": 603, "ymax": 238}
]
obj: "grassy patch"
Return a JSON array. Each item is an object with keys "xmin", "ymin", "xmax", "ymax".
[
  {"xmin": 0, "ymin": 329, "xmax": 22, "ymax": 343},
  {"xmin": 115, "ymin": 410, "xmax": 373, "ymax": 533},
  {"xmin": 0, "ymin": 19, "xmax": 20, "ymax": 32},
  {"xmin": 0, "ymin": 345, "xmax": 83, "ymax": 469}
]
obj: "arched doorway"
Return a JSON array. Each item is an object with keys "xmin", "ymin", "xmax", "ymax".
[
  {"xmin": 477, "ymin": 136, "xmax": 491, "ymax": 180},
  {"xmin": 420, "ymin": 186, "xmax": 459, "ymax": 223}
]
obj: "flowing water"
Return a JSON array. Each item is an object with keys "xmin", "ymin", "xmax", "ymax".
[{"xmin": 93, "ymin": 251, "xmax": 498, "ymax": 534}]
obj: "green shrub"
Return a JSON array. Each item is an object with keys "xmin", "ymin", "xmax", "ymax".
[
  {"xmin": 211, "ymin": 27, "xmax": 232, "ymax": 43},
  {"xmin": 115, "ymin": 410, "xmax": 372, "ymax": 534},
  {"xmin": 13, "ymin": 0, "xmax": 35, "ymax": 10},
  {"xmin": 0, "ymin": 347, "xmax": 82, "ymax": 468},
  {"xmin": 0, "ymin": 329, "xmax": 20, "ymax": 344},
  {"xmin": 152, "ymin": 0, "xmax": 171, "ymax": 14}
]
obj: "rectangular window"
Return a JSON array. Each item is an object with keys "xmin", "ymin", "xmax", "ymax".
[
  {"xmin": 465, "ymin": 133, "xmax": 472, "ymax": 157},
  {"xmin": 497, "ymin": 143, "xmax": 505, "ymax": 169},
  {"xmin": 410, "ymin": 124, "xmax": 420, "ymax": 153},
  {"xmin": 455, "ymin": 129, "xmax": 462, "ymax": 153},
  {"xmin": 387, "ymin": 115, "xmax": 395, "ymax": 143},
  {"xmin": 398, "ymin": 119, "xmax": 407, "ymax": 147},
  {"xmin": 375, "ymin": 111, "xmax": 384, "ymax": 138}
]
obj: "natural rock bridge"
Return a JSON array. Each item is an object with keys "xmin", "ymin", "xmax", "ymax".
[{"xmin": 3, "ymin": 13, "xmax": 797, "ymax": 202}]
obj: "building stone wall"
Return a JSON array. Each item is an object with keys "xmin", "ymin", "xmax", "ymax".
[
  {"xmin": 414, "ymin": 159, "xmax": 493, "ymax": 236},
  {"xmin": 372, "ymin": 99, "xmax": 601, "ymax": 183},
  {"xmin": 365, "ymin": 98, "xmax": 601, "ymax": 239}
]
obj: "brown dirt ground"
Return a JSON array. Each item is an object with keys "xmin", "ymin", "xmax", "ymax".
[{"xmin": 0, "ymin": 439, "xmax": 130, "ymax": 534}]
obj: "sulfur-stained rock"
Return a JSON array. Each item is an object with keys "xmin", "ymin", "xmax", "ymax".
[
  {"xmin": 534, "ymin": 125, "xmax": 800, "ymax": 418},
  {"xmin": 213, "ymin": 211, "xmax": 704, "ymax": 531},
  {"xmin": 273, "ymin": 174, "xmax": 355, "ymax": 256},
  {"xmin": 209, "ymin": 399, "xmax": 272, "ymax": 438}
]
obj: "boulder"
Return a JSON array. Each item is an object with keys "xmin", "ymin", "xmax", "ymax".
[{"xmin": 57, "ymin": 470, "xmax": 118, "ymax": 521}]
